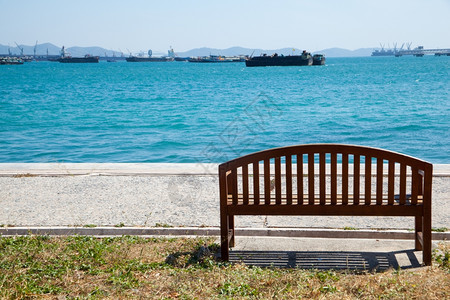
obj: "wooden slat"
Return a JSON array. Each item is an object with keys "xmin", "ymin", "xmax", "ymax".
[
  {"xmin": 232, "ymin": 168, "xmax": 238, "ymax": 205},
  {"xmin": 365, "ymin": 156, "xmax": 372, "ymax": 205},
  {"xmin": 376, "ymin": 158, "xmax": 383, "ymax": 205},
  {"xmin": 286, "ymin": 155, "xmax": 293, "ymax": 205},
  {"xmin": 264, "ymin": 159, "xmax": 271, "ymax": 205},
  {"xmin": 388, "ymin": 161, "xmax": 395, "ymax": 205},
  {"xmin": 418, "ymin": 172, "xmax": 423, "ymax": 195},
  {"xmin": 242, "ymin": 164, "xmax": 249, "ymax": 205},
  {"xmin": 330, "ymin": 152, "xmax": 337, "ymax": 205},
  {"xmin": 275, "ymin": 157, "xmax": 282, "ymax": 204},
  {"xmin": 308, "ymin": 153, "xmax": 315, "ymax": 205},
  {"xmin": 399, "ymin": 164, "xmax": 406, "ymax": 205},
  {"xmin": 319, "ymin": 153, "xmax": 326, "ymax": 204},
  {"xmin": 411, "ymin": 166, "xmax": 418, "ymax": 205},
  {"xmin": 228, "ymin": 193, "xmax": 422, "ymax": 206},
  {"xmin": 342, "ymin": 153, "xmax": 348, "ymax": 205},
  {"xmin": 353, "ymin": 154, "xmax": 360, "ymax": 205},
  {"xmin": 228, "ymin": 203, "xmax": 421, "ymax": 216},
  {"xmin": 297, "ymin": 154, "xmax": 304, "ymax": 205},
  {"xmin": 253, "ymin": 162, "xmax": 260, "ymax": 205}
]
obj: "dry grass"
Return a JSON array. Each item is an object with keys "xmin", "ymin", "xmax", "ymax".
[{"xmin": 0, "ymin": 235, "xmax": 448, "ymax": 299}]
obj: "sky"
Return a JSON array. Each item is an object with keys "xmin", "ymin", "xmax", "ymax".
[{"xmin": 1, "ymin": 0, "xmax": 449, "ymax": 53}]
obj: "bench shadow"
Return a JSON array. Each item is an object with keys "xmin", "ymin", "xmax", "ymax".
[{"xmin": 229, "ymin": 249, "xmax": 422, "ymax": 271}]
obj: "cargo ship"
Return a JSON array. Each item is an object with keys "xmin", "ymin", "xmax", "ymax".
[
  {"xmin": 58, "ymin": 55, "xmax": 99, "ymax": 63},
  {"xmin": 126, "ymin": 49, "xmax": 174, "ymax": 62},
  {"xmin": 245, "ymin": 50, "xmax": 314, "ymax": 67},
  {"xmin": 57, "ymin": 46, "xmax": 99, "ymax": 63},
  {"xmin": 371, "ymin": 49, "xmax": 395, "ymax": 56}
]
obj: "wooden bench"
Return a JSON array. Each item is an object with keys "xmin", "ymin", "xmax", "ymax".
[{"xmin": 219, "ymin": 144, "xmax": 433, "ymax": 265}]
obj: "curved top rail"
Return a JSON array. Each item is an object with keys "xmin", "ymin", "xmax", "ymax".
[{"xmin": 219, "ymin": 144, "xmax": 432, "ymax": 171}]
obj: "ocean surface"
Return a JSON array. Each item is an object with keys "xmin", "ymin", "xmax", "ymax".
[{"xmin": 0, "ymin": 56, "xmax": 449, "ymax": 163}]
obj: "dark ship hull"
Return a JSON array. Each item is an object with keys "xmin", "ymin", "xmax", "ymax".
[
  {"xmin": 312, "ymin": 54, "xmax": 326, "ymax": 65},
  {"xmin": 175, "ymin": 57, "xmax": 190, "ymax": 61},
  {"xmin": 245, "ymin": 54, "xmax": 313, "ymax": 67},
  {"xmin": 126, "ymin": 56, "xmax": 173, "ymax": 62},
  {"xmin": 58, "ymin": 56, "xmax": 99, "ymax": 63}
]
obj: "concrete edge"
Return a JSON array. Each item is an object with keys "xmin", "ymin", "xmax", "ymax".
[
  {"xmin": 0, "ymin": 163, "xmax": 449, "ymax": 176},
  {"xmin": 0, "ymin": 227, "xmax": 449, "ymax": 240}
]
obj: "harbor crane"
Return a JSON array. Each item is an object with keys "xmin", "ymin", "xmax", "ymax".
[
  {"xmin": 33, "ymin": 41, "xmax": 38, "ymax": 58},
  {"xmin": 14, "ymin": 42, "xmax": 24, "ymax": 56}
]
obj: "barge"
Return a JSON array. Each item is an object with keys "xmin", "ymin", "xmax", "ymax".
[{"xmin": 245, "ymin": 51, "xmax": 317, "ymax": 67}]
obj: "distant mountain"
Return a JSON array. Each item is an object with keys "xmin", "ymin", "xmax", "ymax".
[
  {"xmin": 66, "ymin": 46, "xmax": 122, "ymax": 57},
  {"xmin": 0, "ymin": 43, "xmax": 123, "ymax": 57},
  {"xmin": 317, "ymin": 47, "xmax": 374, "ymax": 57},
  {"xmin": 175, "ymin": 46, "xmax": 374, "ymax": 57},
  {"xmin": 0, "ymin": 43, "xmax": 61, "ymax": 56},
  {"xmin": 1, "ymin": 43, "xmax": 375, "ymax": 58},
  {"xmin": 176, "ymin": 47, "xmax": 306, "ymax": 57}
]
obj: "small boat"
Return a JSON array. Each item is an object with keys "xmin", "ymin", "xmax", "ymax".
[
  {"xmin": 0, "ymin": 57, "xmax": 24, "ymax": 65},
  {"xmin": 245, "ymin": 50, "xmax": 314, "ymax": 67}
]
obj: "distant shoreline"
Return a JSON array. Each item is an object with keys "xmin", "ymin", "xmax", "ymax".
[{"xmin": 0, "ymin": 43, "xmax": 387, "ymax": 58}]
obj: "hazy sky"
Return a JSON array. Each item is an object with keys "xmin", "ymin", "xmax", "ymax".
[{"xmin": 2, "ymin": 0, "xmax": 449, "ymax": 52}]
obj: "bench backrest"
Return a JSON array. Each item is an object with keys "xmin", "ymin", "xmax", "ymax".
[{"xmin": 219, "ymin": 144, "xmax": 432, "ymax": 207}]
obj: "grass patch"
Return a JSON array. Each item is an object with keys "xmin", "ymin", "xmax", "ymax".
[
  {"xmin": 432, "ymin": 227, "xmax": 449, "ymax": 232},
  {"xmin": 433, "ymin": 242, "xmax": 450, "ymax": 271},
  {"xmin": 0, "ymin": 235, "xmax": 448, "ymax": 299},
  {"xmin": 83, "ymin": 224, "xmax": 97, "ymax": 228},
  {"xmin": 155, "ymin": 223, "xmax": 173, "ymax": 228},
  {"xmin": 343, "ymin": 226, "xmax": 358, "ymax": 230},
  {"xmin": 12, "ymin": 173, "xmax": 37, "ymax": 178}
]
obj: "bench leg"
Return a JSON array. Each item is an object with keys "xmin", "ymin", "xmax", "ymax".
[
  {"xmin": 415, "ymin": 215, "xmax": 423, "ymax": 251},
  {"xmin": 220, "ymin": 210, "xmax": 230, "ymax": 261},
  {"xmin": 229, "ymin": 215, "xmax": 235, "ymax": 248},
  {"xmin": 423, "ymin": 213, "xmax": 432, "ymax": 266}
]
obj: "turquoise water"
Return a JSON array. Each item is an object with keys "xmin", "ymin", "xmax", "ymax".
[{"xmin": 0, "ymin": 56, "xmax": 449, "ymax": 163}]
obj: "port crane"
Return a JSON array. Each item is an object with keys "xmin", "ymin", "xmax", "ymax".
[
  {"xmin": 14, "ymin": 42, "xmax": 24, "ymax": 56},
  {"xmin": 33, "ymin": 41, "xmax": 38, "ymax": 58}
]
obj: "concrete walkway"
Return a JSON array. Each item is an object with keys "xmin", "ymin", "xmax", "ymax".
[{"xmin": 1, "ymin": 163, "xmax": 448, "ymax": 230}]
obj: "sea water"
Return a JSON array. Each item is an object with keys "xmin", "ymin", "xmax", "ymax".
[{"xmin": 0, "ymin": 56, "xmax": 449, "ymax": 163}]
